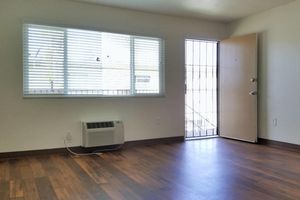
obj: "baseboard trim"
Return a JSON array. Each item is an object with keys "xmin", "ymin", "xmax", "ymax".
[
  {"xmin": 0, "ymin": 136, "xmax": 184, "ymax": 159},
  {"xmin": 258, "ymin": 138, "xmax": 300, "ymax": 153},
  {"xmin": 124, "ymin": 136, "xmax": 184, "ymax": 148}
]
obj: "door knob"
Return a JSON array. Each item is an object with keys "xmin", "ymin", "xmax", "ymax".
[
  {"xmin": 249, "ymin": 91, "xmax": 257, "ymax": 95},
  {"xmin": 250, "ymin": 78, "xmax": 257, "ymax": 82}
]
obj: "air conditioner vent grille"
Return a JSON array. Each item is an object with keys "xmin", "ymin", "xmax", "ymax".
[{"xmin": 86, "ymin": 121, "xmax": 114, "ymax": 129}]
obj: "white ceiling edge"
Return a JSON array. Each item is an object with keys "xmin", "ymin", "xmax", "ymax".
[{"xmin": 70, "ymin": 0, "xmax": 295, "ymax": 23}]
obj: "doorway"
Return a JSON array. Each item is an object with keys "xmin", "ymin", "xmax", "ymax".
[{"xmin": 185, "ymin": 39, "xmax": 218, "ymax": 139}]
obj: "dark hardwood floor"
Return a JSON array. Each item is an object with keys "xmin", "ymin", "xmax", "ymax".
[{"xmin": 0, "ymin": 138, "xmax": 300, "ymax": 200}]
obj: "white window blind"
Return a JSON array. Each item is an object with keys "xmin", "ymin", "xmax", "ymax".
[
  {"xmin": 134, "ymin": 38, "xmax": 160, "ymax": 94},
  {"xmin": 23, "ymin": 24, "xmax": 164, "ymax": 97}
]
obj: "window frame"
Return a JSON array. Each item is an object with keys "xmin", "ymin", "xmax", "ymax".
[{"xmin": 23, "ymin": 23, "xmax": 165, "ymax": 98}]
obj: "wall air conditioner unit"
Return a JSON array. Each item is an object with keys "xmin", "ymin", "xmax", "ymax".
[{"xmin": 82, "ymin": 121, "xmax": 124, "ymax": 148}]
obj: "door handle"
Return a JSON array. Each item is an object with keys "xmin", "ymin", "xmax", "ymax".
[{"xmin": 249, "ymin": 91, "xmax": 257, "ymax": 96}]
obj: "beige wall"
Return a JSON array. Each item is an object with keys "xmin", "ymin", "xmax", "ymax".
[
  {"xmin": 229, "ymin": 1, "xmax": 300, "ymax": 145},
  {"xmin": 0, "ymin": 0, "xmax": 227, "ymax": 152}
]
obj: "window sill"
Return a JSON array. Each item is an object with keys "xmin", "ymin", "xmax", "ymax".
[{"xmin": 22, "ymin": 94, "xmax": 166, "ymax": 99}]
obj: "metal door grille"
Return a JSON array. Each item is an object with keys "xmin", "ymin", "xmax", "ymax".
[{"xmin": 185, "ymin": 39, "xmax": 218, "ymax": 138}]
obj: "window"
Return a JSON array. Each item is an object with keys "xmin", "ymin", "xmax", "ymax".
[{"xmin": 23, "ymin": 24, "xmax": 164, "ymax": 97}]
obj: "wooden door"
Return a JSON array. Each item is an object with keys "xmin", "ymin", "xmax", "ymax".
[{"xmin": 219, "ymin": 34, "xmax": 258, "ymax": 143}]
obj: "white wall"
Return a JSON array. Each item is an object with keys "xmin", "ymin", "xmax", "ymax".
[
  {"xmin": 229, "ymin": 0, "xmax": 300, "ymax": 145},
  {"xmin": 0, "ymin": 0, "xmax": 227, "ymax": 153}
]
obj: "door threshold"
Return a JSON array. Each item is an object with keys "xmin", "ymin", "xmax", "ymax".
[{"xmin": 185, "ymin": 135, "xmax": 219, "ymax": 141}]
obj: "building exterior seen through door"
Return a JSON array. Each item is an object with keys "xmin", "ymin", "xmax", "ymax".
[{"xmin": 185, "ymin": 39, "xmax": 218, "ymax": 139}]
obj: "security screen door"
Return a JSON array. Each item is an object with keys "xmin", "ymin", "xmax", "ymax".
[
  {"xmin": 219, "ymin": 34, "xmax": 258, "ymax": 143},
  {"xmin": 185, "ymin": 40, "xmax": 218, "ymax": 138}
]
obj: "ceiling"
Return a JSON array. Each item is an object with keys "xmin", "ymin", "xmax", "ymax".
[{"xmin": 74, "ymin": 0, "xmax": 294, "ymax": 22}]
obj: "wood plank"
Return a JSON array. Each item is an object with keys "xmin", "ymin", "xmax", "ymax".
[
  {"xmin": 91, "ymin": 156, "xmax": 165, "ymax": 200},
  {"xmin": 9, "ymin": 180, "xmax": 24, "ymax": 198},
  {"xmin": 0, "ymin": 138, "xmax": 299, "ymax": 199},
  {"xmin": 0, "ymin": 180, "xmax": 9, "ymax": 200},
  {"xmin": 9, "ymin": 159, "xmax": 23, "ymax": 180},
  {"xmin": 23, "ymin": 179, "xmax": 40, "ymax": 200},
  {"xmin": 73, "ymin": 157, "xmax": 107, "ymax": 184},
  {"xmin": 63, "ymin": 156, "xmax": 111, "ymax": 200},
  {"xmin": 0, "ymin": 160, "xmax": 9, "ymax": 181},
  {"xmin": 35, "ymin": 177, "xmax": 58, "ymax": 200},
  {"xmin": 49, "ymin": 155, "xmax": 95, "ymax": 200},
  {"xmin": 28, "ymin": 157, "xmax": 46, "ymax": 178}
]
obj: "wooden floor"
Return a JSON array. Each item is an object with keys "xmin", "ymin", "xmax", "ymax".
[{"xmin": 0, "ymin": 138, "xmax": 300, "ymax": 200}]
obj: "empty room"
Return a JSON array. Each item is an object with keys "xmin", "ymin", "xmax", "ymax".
[{"xmin": 0, "ymin": 0, "xmax": 300, "ymax": 199}]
